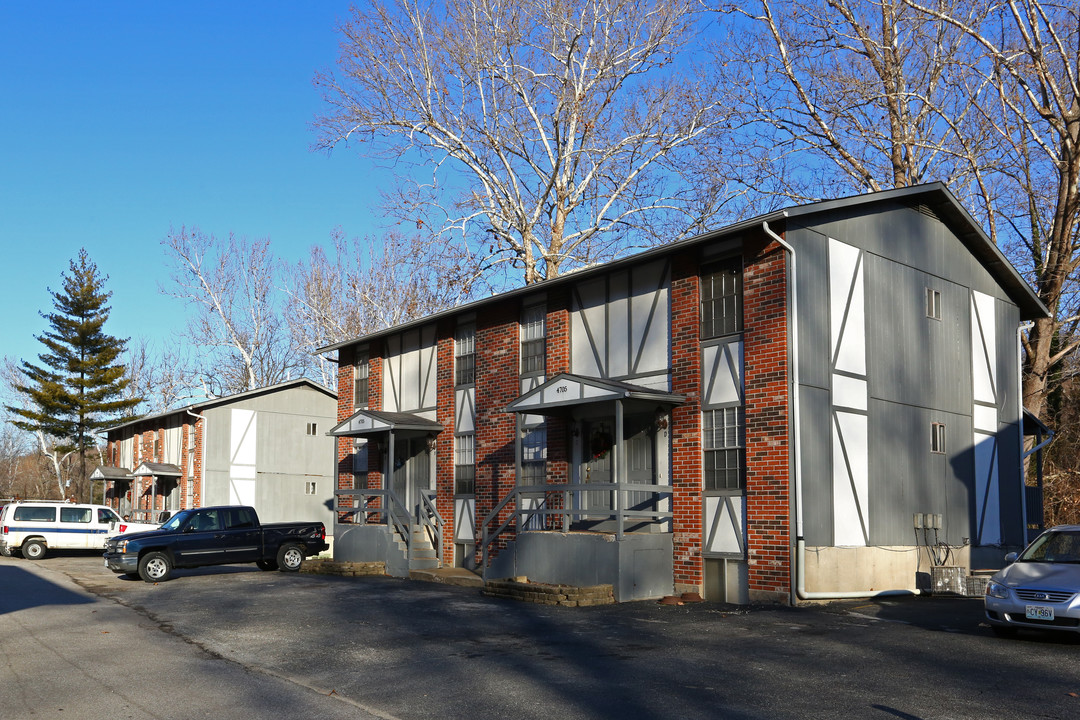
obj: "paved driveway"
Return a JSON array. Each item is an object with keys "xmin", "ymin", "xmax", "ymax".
[{"xmin": 9, "ymin": 552, "xmax": 1080, "ymax": 720}]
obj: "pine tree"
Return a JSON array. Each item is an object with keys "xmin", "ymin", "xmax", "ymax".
[{"xmin": 6, "ymin": 249, "xmax": 142, "ymax": 499}]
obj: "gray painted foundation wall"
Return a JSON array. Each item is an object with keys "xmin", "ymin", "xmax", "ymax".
[{"xmin": 487, "ymin": 531, "xmax": 674, "ymax": 602}]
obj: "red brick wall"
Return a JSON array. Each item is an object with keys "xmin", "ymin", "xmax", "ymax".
[
  {"xmin": 474, "ymin": 302, "xmax": 520, "ymax": 564},
  {"xmin": 742, "ymin": 240, "xmax": 792, "ymax": 602},
  {"xmin": 435, "ymin": 320, "xmax": 456, "ymax": 562},
  {"xmin": 545, "ymin": 291, "xmax": 570, "ymax": 526},
  {"xmin": 670, "ymin": 251, "xmax": 704, "ymax": 593}
]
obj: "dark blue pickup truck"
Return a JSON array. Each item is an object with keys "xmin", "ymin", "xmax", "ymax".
[{"xmin": 103, "ymin": 505, "xmax": 328, "ymax": 583}]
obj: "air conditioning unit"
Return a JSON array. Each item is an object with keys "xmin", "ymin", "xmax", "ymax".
[{"xmin": 930, "ymin": 566, "xmax": 966, "ymax": 595}]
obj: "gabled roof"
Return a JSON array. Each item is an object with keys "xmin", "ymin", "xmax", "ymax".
[
  {"xmin": 133, "ymin": 462, "xmax": 182, "ymax": 477},
  {"xmin": 506, "ymin": 374, "xmax": 685, "ymax": 415},
  {"xmin": 328, "ymin": 409, "xmax": 443, "ymax": 437},
  {"xmin": 89, "ymin": 465, "xmax": 133, "ymax": 481},
  {"xmin": 317, "ymin": 183, "xmax": 1047, "ymax": 355},
  {"xmin": 102, "ymin": 378, "xmax": 335, "ymax": 434}
]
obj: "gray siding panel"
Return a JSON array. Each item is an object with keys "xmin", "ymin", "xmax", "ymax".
[
  {"xmin": 864, "ymin": 254, "xmax": 972, "ymax": 415},
  {"xmin": 799, "ymin": 385, "xmax": 833, "ymax": 545},
  {"xmin": 868, "ymin": 399, "xmax": 973, "ymax": 546},
  {"xmin": 789, "ymin": 227, "xmax": 830, "ymax": 391}
]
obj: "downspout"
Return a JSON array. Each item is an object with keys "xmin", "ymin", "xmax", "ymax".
[
  {"xmin": 1017, "ymin": 322, "xmax": 1032, "ymax": 537},
  {"xmin": 761, "ymin": 221, "xmax": 916, "ymax": 601},
  {"xmin": 185, "ymin": 409, "xmax": 206, "ymax": 510}
]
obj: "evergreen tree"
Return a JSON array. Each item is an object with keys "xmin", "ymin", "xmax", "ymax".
[{"xmin": 6, "ymin": 249, "xmax": 142, "ymax": 499}]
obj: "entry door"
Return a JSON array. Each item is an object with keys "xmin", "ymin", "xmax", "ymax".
[
  {"xmin": 623, "ymin": 414, "xmax": 656, "ymax": 514},
  {"xmin": 392, "ymin": 438, "xmax": 431, "ymax": 519},
  {"xmin": 581, "ymin": 419, "xmax": 614, "ymax": 513}
]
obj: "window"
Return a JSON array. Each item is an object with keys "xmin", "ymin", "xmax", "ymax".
[
  {"xmin": 701, "ymin": 262, "xmax": 743, "ymax": 339},
  {"xmin": 354, "ymin": 350, "xmax": 370, "ymax": 407},
  {"xmin": 521, "ymin": 425, "xmax": 547, "ymax": 484},
  {"xmin": 352, "ymin": 440, "xmax": 369, "ymax": 483},
  {"xmin": 14, "ymin": 506, "xmax": 55, "ymax": 522},
  {"xmin": 926, "ymin": 287, "xmax": 941, "ymax": 320},
  {"xmin": 455, "ymin": 324, "xmax": 475, "ymax": 386},
  {"xmin": 703, "ymin": 408, "xmax": 744, "ymax": 490},
  {"xmin": 225, "ymin": 507, "xmax": 257, "ymax": 529},
  {"xmin": 455, "ymin": 434, "xmax": 476, "ymax": 495},
  {"xmin": 306, "ymin": 422, "xmax": 318, "ymax": 436},
  {"xmin": 520, "ymin": 305, "xmax": 546, "ymax": 376},
  {"xmin": 305, "ymin": 481, "xmax": 318, "ymax": 495},
  {"xmin": 60, "ymin": 507, "xmax": 92, "ymax": 524},
  {"xmin": 931, "ymin": 422, "xmax": 946, "ymax": 454},
  {"xmin": 98, "ymin": 508, "xmax": 122, "ymax": 524}
]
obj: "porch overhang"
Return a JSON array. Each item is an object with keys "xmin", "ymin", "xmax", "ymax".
[
  {"xmin": 328, "ymin": 409, "xmax": 443, "ymax": 437},
  {"xmin": 505, "ymin": 373, "xmax": 685, "ymax": 416},
  {"xmin": 133, "ymin": 462, "xmax": 182, "ymax": 477},
  {"xmin": 90, "ymin": 465, "xmax": 134, "ymax": 481}
]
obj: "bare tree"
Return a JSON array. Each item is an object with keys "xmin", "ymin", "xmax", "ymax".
[
  {"xmin": 1, "ymin": 357, "xmax": 74, "ymax": 499},
  {"xmin": 901, "ymin": 0, "xmax": 1080, "ymax": 423},
  {"xmin": 123, "ymin": 338, "xmax": 200, "ymax": 415},
  {"xmin": 283, "ymin": 228, "xmax": 486, "ymax": 385},
  {"xmin": 715, "ymin": 0, "xmax": 1002, "ymax": 218},
  {"xmin": 161, "ymin": 228, "xmax": 307, "ymax": 397},
  {"xmin": 315, "ymin": 0, "xmax": 734, "ymax": 284}
]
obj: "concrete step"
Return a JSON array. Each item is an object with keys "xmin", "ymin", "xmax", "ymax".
[{"xmin": 409, "ymin": 566, "xmax": 484, "ymax": 588}]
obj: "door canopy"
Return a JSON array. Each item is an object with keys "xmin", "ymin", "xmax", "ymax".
[
  {"xmin": 506, "ymin": 373, "xmax": 684, "ymax": 416},
  {"xmin": 328, "ymin": 409, "xmax": 443, "ymax": 437}
]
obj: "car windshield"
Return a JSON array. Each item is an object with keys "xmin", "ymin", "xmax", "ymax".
[
  {"xmin": 160, "ymin": 510, "xmax": 195, "ymax": 531},
  {"xmin": 1019, "ymin": 530, "xmax": 1080, "ymax": 563}
]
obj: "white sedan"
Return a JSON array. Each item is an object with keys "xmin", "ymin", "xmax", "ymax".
[{"xmin": 985, "ymin": 525, "xmax": 1080, "ymax": 637}]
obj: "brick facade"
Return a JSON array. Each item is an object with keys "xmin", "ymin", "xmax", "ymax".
[{"xmin": 741, "ymin": 240, "xmax": 791, "ymax": 603}]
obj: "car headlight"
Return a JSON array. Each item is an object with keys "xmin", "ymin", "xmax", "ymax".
[
  {"xmin": 985, "ymin": 580, "xmax": 1010, "ymax": 599},
  {"xmin": 116, "ymin": 539, "xmax": 129, "ymax": 553}
]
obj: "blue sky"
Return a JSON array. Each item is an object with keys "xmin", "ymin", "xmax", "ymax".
[{"xmin": 0, "ymin": 2, "xmax": 390, "ymax": 373}]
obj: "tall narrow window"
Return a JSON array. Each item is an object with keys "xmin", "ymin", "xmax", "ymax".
[
  {"xmin": 521, "ymin": 425, "xmax": 547, "ymax": 484},
  {"xmin": 926, "ymin": 287, "xmax": 941, "ymax": 320},
  {"xmin": 931, "ymin": 422, "xmax": 946, "ymax": 454},
  {"xmin": 352, "ymin": 440, "xmax": 368, "ymax": 486},
  {"xmin": 701, "ymin": 262, "xmax": 743, "ymax": 339},
  {"xmin": 520, "ymin": 305, "xmax": 546, "ymax": 376},
  {"xmin": 455, "ymin": 434, "xmax": 476, "ymax": 495},
  {"xmin": 703, "ymin": 407, "xmax": 744, "ymax": 490},
  {"xmin": 354, "ymin": 350, "xmax": 369, "ymax": 407},
  {"xmin": 455, "ymin": 324, "xmax": 475, "ymax": 386}
]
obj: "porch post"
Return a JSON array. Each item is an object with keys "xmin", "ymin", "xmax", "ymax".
[{"xmin": 615, "ymin": 399, "xmax": 624, "ymax": 541}]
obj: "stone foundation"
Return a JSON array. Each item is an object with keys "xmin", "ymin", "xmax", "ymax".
[{"xmin": 483, "ymin": 578, "xmax": 615, "ymax": 607}]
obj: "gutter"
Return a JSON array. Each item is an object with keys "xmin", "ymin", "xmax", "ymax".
[{"xmin": 761, "ymin": 221, "xmax": 917, "ymax": 601}]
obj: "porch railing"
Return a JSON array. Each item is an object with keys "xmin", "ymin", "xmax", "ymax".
[
  {"xmin": 334, "ymin": 488, "xmax": 444, "ymax": 567},
  {"xmin": 480, "ymin": 482, "xmax": 674, "ymax": 572}
]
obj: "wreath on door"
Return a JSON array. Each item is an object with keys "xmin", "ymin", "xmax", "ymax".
[{"xmin": 590, "ymin": 428, "xmax": 613, "ymax": 461}]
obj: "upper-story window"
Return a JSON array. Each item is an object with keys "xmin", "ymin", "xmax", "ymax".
[
  {"xmin": 455, "ymin": 434, "xmax": 476, "ymax": 495},
  {"xmin": 354, "ymin": 349, "xmax": 369, "ymax": 408},
  {"xmin": 703, "ymin": 407, "xmax": 744, "ymax": 491},
  {"xmin": 701, "ymin": 261, "xmax": 743, "ymax": 339},
  {"xmin": 521, "ymin": 305, "xmax": 546, "ymax": 376},
  {"xmin": 926, "ymin": 287, "xmax": 941, "ymax": 320},
  {"xmin": 455, "ymin": 324, "xmax": 475, "ymax": 386}
]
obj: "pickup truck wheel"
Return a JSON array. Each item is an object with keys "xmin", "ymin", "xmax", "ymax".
[
  {"xmin": 22, "ymin": 539, "xmax": 46, "ymax": 561},
  {"xmin": 276, "ymin": 543, "xmax": 304, "ymax": 572},
  {"xmin": 256, "ymin": 559, "xmax": 278, "ymax": 571},
  {"xmin": 139, "ymin": 551, "xmax": 172, "ymax": 583}
]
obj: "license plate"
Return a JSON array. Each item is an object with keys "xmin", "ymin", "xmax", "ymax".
[
  {"xmin": 104, "ymin": 558, "xmax": 108, "ymax": 568},
  {"xmin": 1026, "ymin": 605, "xmax": 1054, "ymax": 621}
]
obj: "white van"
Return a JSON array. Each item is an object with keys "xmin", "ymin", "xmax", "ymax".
[{"xmin": 0, "ymin": 502, "xmax": 159, "ymax": 560}]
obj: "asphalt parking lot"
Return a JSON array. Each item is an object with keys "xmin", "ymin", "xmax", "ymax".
[{"xmin": 9, "ymin": 551, "xmax": 1080, "ymax": 720}]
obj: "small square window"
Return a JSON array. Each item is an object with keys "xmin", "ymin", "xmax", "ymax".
[
  {"xmin": 305, "ymin": 481, "xmax": 318, "ymax": 495},
  {"xmin": 926, "ymin": 288, "xmax": 941, "ymax": 320},
  {"xmin": 931, "ymin": 422, "xmax": 946, "ymax": 454},
  {"xmin": 306, "ymin": 422, "xmax": 318, "ymax": 436}
]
